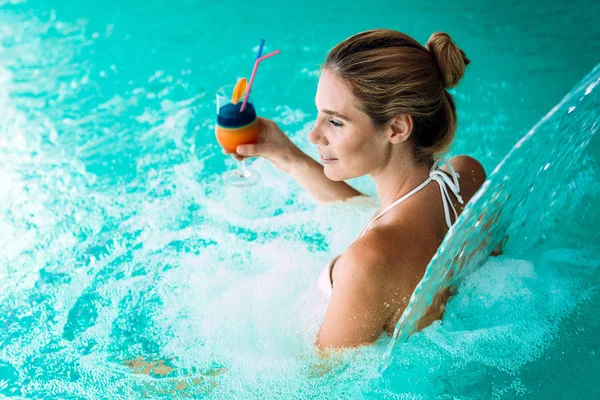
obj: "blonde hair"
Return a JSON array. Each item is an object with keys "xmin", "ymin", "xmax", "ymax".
[{"xmin": 323, "ymin": 29, "xmax": 470, "ymax": 163}]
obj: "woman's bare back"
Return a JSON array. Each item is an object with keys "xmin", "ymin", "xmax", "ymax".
[{"xmin": 330, "ymin": 156, "xmax": 487, "ymax": 335}]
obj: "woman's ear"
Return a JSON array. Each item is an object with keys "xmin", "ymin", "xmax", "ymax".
[{"xmin": 388, "ymin": 114, "xmax": 413, "ymax": 144}]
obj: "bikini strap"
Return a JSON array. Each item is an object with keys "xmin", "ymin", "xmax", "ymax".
[
  {"xmin": 429, "ymin": 158, "xmax": 464, "ymax": 228},
  {"xmin": 358, "ymin": 158, "xmax": 464, "ymax": 237}
]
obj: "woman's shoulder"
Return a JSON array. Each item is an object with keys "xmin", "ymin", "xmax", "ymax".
[
  {"xmin": 447, "ymin": 155, "xmax": 487, "ymax": 198},
  {"xmin": 450, "ymin": 155, "xmax": 487, "ymax": 189},
  {"xmin": 338, "ymin": 226, "xmax": 421, "ymax": 279}
]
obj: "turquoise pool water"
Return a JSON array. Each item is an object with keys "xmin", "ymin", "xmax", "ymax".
[{"xmin": 1, "ymin": 0, "xmax": 599, "ymax": 398}]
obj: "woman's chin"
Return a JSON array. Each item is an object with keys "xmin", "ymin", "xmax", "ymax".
[{"xmin": 323, "ymin": 165, "xmax": 347, "ymax": 182}]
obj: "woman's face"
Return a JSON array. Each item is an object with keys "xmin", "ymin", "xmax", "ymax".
[{"xmin": 308, "ymin": 69, "xmax": 388, "ymax": 181}]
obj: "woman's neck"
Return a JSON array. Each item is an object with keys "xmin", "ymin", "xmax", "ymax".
[{"xmin": 370, "ymin": 151, "xmax": 431, "ymax": 211}]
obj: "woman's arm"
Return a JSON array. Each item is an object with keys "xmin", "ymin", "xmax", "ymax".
[{"xmin": 316, "ymin": 232, "xmax": 407, "ymax": 348}]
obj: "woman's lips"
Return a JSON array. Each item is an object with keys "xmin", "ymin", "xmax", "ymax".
[{"xmin": 320, "ymin": 154, "xmax": 338, "ymax": 164}]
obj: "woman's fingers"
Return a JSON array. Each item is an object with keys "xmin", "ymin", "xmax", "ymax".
[
  {"xmin": 236, "ymin": 144, "xmax": 261, "ymax": 157},
  {"xmin": 222, "ymin": 148, "xmax": 245, "ymax": 161}
]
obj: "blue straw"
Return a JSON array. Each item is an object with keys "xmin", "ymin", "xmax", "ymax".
[
  {"xmin": 245, "ymin": 39, "xmax": 265, "ymax": 101},
  {"xmin": 255, "ymin": 39, "xmax": 265, "ymax": 60}
]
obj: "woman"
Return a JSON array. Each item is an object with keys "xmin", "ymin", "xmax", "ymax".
[{"xmin": 226, "ymin": 29, "xmax": 486, "ymax": 348}]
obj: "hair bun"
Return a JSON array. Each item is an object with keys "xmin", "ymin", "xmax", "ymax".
[{"xmin": 426, "ymin": 32, "xmax": 470, "ymax": 89}]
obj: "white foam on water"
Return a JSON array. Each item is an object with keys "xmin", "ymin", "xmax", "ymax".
[{"xmin": 1, "ymin": 6, "xmax": 600, "ymax": 400}]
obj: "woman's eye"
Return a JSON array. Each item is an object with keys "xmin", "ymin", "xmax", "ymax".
[{"xmin": 329, "ymin": 119, "xmax": 343, "ymax": 128}]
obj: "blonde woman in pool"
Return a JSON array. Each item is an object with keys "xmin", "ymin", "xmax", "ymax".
[{"xmin": 225, "ymin": 29, "xmax": 487, "ymax": 349}]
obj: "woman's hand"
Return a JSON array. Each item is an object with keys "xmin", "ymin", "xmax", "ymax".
[
  {"xmin": 222, "ymin": 117, "xmax": 363, "ymax": 203},
  {"xmin": 221, "ymin": 117, "xmax": 305, "ymax": 174}
]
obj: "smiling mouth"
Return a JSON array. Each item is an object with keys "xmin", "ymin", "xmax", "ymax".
[{"xmin": 320, "ymin": 154, "xmax": 338, "ymax": 163}]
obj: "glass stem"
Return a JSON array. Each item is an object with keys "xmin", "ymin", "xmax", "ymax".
[{"xmin": 239, "ymin": 158, "xmax": 249, "ymax": 177}]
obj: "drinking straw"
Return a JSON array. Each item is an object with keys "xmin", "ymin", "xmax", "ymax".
[
  {"xmin": 240, "ymin": 49, "xmax": 281, "ymax": 112},
  {"xmin": 255, "ymin": 38, "xmax": 265, "ymax": 60}
]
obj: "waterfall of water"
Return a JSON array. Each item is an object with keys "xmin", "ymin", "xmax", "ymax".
[{"xmin": 379, "ymin": 64, "xmax": 600, "ymax": 373}]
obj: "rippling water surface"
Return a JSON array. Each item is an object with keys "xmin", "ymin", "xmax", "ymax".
[{"xmin": 1, "ymin": 0, "xmax": 599, "ymax": 398}]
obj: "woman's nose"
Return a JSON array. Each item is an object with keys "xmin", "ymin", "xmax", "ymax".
[{"xmin": 308, "ymin": 120, "xmax": 326, "ymax": 145}]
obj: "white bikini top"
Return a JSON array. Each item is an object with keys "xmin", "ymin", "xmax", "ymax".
[{"xmin": 317, "ymin": 158, "xmax": 464, "ymax": 298}]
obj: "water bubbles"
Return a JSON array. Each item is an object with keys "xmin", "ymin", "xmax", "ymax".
[
  {"xmin": 584, "ymin": 78, "xmax": 599, "ymax": 96},
  {"xmin": 1, "ymin": 4, "xmax": 599, "ymax": 398},
  {"xmin": 148, "ymin": 70, "xmax": 165, "ymax": 83},
  {"xmin": 382, "ymin": 63, "xmax": 600, "ymax": 377}
]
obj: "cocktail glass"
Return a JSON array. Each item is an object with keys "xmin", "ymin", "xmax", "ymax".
[{"xmin": 215, "ymin": 83, "xmax": 261, "ymax": 186}]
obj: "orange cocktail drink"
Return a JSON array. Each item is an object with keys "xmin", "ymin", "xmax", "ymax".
[
  {"xmin": 215, "ymin": 83, "xmax": 261, "ymax": 186},
  {"xmin": 215, "ymin": 83, "xmax": 260, "ymax": 152},
  {"xmin": 215, "ymin": 46, "xmax": 279, "ymax": 186}
]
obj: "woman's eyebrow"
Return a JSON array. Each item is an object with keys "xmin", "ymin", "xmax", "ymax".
[
  {"xmin": 322, "ymin": 109, "xmax": 351, "ymax": 121},
  {"xmin": 314, "ymin": 100, "xmax": 352, "ymax": 121}
]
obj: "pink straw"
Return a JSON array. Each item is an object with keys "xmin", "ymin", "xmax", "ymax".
[{"xmin": 240, "ymin": 50, "xmax": 281, "ymax": 112}]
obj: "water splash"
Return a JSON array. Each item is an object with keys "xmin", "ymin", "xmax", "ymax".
[
  {"xmin": 2, "ymin": 3, "xmax": 600, "ymax": 398},
  {"xmin": 380, "ymin": 64, "xmax": 600, "ymax": 373}
]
